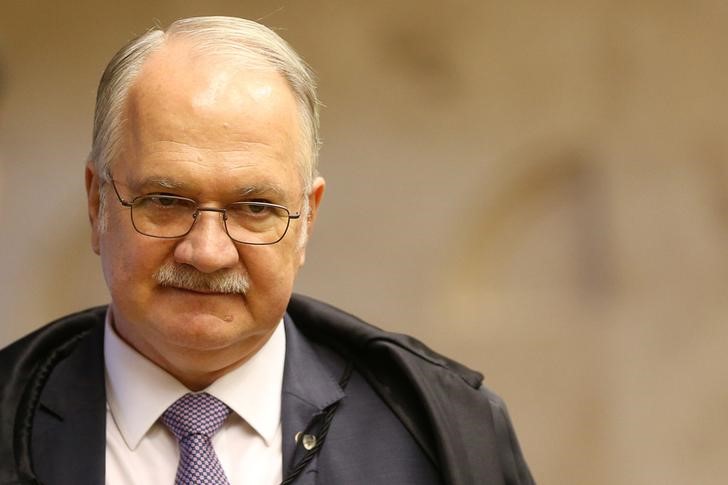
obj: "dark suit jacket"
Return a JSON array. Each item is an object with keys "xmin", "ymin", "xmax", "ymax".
[{"xmin": 0, "ymin": 295, "xmax": 534, "ymax": 485}]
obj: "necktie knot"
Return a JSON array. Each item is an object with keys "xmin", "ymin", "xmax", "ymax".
[{"xmin": 162, "ymin": 392, "xmax": 231, "ymax": 440}]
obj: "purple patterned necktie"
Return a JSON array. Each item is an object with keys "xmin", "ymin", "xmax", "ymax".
[{"xmin": 162, "ymin": 392, "xmax": 232, "ymax": 485}]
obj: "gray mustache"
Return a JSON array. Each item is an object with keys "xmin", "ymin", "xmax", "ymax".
[{"xmin": 154, "ymin": 263, "xmax": 250, "ymax": 294}]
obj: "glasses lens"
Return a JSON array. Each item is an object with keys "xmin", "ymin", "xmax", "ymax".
[
  {"xmin": 225, "ymin": 202, "xmax": 290, "ymax": 244},
  {"xmin": 131, "ymin": 195, "xmax": 197, "ymax": 238}
]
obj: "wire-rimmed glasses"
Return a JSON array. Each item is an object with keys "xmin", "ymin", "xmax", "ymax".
[{"xmin": 107, "ymin": 177, "xmax": 301, "ymax": 245}]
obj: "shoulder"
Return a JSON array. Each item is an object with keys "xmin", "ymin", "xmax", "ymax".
[
  {"xmin": 287, "ymin": 294, "xmax": 535, "ymax": 484},
  {"xmin": 0, "ymin": 306, "xmax": 107, "ymax": 411},
  {"xmin": 286, "ymin": 293, "xmax": 483, "ymax": 389},
  {"xmin": 0, "ymin": 305, "xmax": 107, "ymax": 428},
  {"xmin": 0, "ymin": 306, "xmax": 107, "ymax": 483},
  {"xmin": 0, "ymin": 306, "xmax": 107, "ymax": 366}
]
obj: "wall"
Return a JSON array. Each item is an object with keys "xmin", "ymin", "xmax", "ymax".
[{"xmin": 2, "ymin": 1, "xmax": 727, "ymax": 483}]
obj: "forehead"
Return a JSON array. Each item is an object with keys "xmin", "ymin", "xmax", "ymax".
[
  {"xmin": 131, "ymin": 39, "xmax": 299, "ymax": 125},
  {"xmin": 115, "ymin": 39, "xmax": 303, "ymax": 196}
]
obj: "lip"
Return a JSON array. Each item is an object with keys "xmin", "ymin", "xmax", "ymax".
[
  {"xmin": 162, "ymin": 286, "xmax": 222, "ymax": 296},
  {"xmin": 162, "ymin": 285, "xmax": 236, "ymax": 296}
]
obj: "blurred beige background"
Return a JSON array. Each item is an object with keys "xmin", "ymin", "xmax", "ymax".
[{"xmin": 2, "ymin": 1, "xmax": 728, "ymax": 484}]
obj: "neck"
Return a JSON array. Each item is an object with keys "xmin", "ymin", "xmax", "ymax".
[{"xmin": 110, "ymin": 317, "xmax": 276, "ymax": 391}]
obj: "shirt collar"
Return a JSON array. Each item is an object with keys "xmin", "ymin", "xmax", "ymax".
[{"xmin": 104, "ymin": 309, "xmax": 285, "ymax": 450}]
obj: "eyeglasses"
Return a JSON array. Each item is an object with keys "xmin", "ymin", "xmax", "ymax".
[{"xmin": 107, "ymin": 177, "xmax": 301, "ymax": 245}]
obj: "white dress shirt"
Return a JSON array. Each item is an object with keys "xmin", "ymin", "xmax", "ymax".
[{"xmin": 104, "ymin": 311, "xmax": 285, "ymax": 485}]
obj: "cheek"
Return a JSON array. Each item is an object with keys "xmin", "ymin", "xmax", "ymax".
[
  {"xmin": 242, "ymin": 244, "xmax": 300, "ymax": 295},
  {"xmin": 99, "ymin": 227, "xmax": 170, "ymax": 296}
]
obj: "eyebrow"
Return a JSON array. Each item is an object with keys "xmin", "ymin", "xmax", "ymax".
[
  {"xmin": 129, "ymin": 176, "xmax": 187, "ymax": 191},
  {"xmin": 128, "ymin": 176, "xmax": 287, "ymax": 200},
  {"xmin": 235, "ymin": 184, "xmax": 286, "ymax": 199}
]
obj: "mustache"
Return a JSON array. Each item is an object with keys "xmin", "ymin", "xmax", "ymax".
[{"xmin": 154, "ymin": 263, "xmax": 250, "ymax": 294}]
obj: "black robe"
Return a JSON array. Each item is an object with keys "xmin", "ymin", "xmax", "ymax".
[{"xmin": 0, "ymin": 294, "xmax": 534, "ymax": 484}]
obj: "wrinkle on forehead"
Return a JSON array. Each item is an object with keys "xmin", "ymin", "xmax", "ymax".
[{"xmin": 126, "ymin": 139, "xmax": 276, "ymax": 162}]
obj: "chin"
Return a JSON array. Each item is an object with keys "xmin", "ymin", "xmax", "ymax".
[{"xmin": 156, "ymin": 310, "xmax": 252, "ymax": 351}]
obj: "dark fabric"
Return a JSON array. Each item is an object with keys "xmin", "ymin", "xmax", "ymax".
[
  {"xmin": 31, "ymin": 321, "xmax": 106, "ymax": 485},
  {"xmin": 280, "ymin": 315, "xmax": 441, "ymax": 485},
  {"xmin": 0, "ymin": 307, "xmax": 107, "ymax": 485},
  {"xmin": 0, "ymin": 295, "xmax": 534, "ymax": 484},
  {"xmin": 286, "ymin": 294, "xmax": 534, "ymax": 485}
]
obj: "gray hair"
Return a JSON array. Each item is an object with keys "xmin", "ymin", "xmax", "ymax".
[{"xmin": 89, "ymin": 16, "xmax": 321, "ymax": 193}]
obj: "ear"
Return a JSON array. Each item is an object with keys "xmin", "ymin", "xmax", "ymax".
[
  {"xmin": 306, "ymin": 176, "xmax": 326, "ymax": 231},
  {"xmin": 85, "ymin": 160, "xmax": 102, "ymax": 255},
  {"xmin": 298, "ymin": 176, "xmax": 325, "ymax": 266}
]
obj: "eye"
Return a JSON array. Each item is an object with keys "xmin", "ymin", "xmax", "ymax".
[
  {"xmin": 247, "ymin": 203, "xmax": 269, "ymax": 214},
  {"xmin": 233, "ymin": 202, "xmax": 273, "ymax": 217},
  {"xmin": 156, "ymin": 196, "xmax": 178, "ymax": 206},
  {"xmin": 136, "ymin": 195, "xmax": 194, "ymax": 211},
  {"xmin": 227, "ymin": 202, "xmax": 286, "ymax": 220},
  {"xmin": 150, "ymin": 195, "xmax": 182, "ymax": 207}
]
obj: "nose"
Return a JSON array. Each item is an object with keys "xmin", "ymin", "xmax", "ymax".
[{"xmin": 173, "ymin": 209, "xmax": 240, "ymax": 273}]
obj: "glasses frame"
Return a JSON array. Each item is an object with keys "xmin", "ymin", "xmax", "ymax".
[{"xmin": 107, "ymin": 176, "xmax": 301, "ymax": 245}]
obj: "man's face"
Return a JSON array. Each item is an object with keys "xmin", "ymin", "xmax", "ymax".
[{"xmin": 86, "ymin": 42, "xmax": 324, "ymax": 385}]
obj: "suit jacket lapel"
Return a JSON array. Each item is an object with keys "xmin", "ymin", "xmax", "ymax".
[
  {"xmin": 280, "ymin": 314, "xmax": 346, "ymax": 483},
  {"xmin": 32, "ymin": 321, "xmax": 106, "ymax": 485}
]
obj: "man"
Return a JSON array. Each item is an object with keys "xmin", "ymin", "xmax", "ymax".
[{"xmin": 0, "ymin": 16, "xmax": 533, "ymax": 485}]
